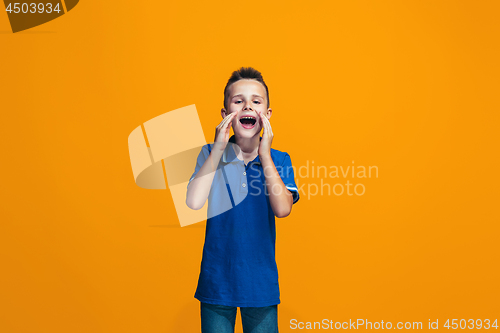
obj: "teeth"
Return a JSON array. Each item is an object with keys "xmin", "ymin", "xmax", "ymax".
[{"xmin": 241, "ymin": 117, "xmax": 254, "ymax": 120}]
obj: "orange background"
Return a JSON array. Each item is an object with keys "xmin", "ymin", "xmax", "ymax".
[{"xmin": 1, "ymin": 1, "xmax": 499, "ymax": 332}]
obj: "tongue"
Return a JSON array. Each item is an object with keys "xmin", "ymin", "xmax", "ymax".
[{"xmin": 240, "ymin": 119, "xmax": 255, "ymax": 128}]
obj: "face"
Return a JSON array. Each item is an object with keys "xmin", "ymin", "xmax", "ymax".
[{"xmin": 222, "ymin": 79, "xmax": 272, "ymax": 138}]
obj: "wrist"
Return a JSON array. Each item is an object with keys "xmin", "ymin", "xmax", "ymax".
[
  {"xmin": 258, "ymin": 152, "xmax": 272, "ymax": 162},
  {"xmin": 213, "ymin": 141, "xmax": 228, "ymax": 152},
  {"xmin": 210, "ymin": 148, "xmax": 224, "ymax": 160}
]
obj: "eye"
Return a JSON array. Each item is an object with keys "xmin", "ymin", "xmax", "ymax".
[
  {"xmin": 253, "ymin": 100, "xmax": 261, "ymax": 104},
  {"xmin": 235, "ymin": 100, "xmax": 242, "ymax": 104}
]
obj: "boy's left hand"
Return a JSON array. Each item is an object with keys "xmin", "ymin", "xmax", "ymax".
[{"xmin": 257, "ymin": 110, "xmax": 273, "ymax": 158}]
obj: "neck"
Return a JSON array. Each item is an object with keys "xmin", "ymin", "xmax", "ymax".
[{"xmin": 233, "ymin": 133, "xmax": 260, "ymax": 159}]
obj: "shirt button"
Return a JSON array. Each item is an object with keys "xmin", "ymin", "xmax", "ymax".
[
  {"xmin": 242, "ymin": 183, "xmax": 246, "ymax": 188},
  {"xmin": 243, "ymin": 172, "xmax": 246, "ymax": 176}
]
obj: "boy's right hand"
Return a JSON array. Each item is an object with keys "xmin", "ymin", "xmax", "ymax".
[{"xmin": 214, "ymin": 111, "xmax": 238, "ymax": 152}]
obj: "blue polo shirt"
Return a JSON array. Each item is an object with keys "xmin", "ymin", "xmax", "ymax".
[{"xmin": 188, "ymin": 135, "xmax": 299, "ymax": 307}]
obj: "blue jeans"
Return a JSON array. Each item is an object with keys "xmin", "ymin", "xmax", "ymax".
[{"xmin": 200, "ymin": 302, "xmax": 279, "ymax": 333}]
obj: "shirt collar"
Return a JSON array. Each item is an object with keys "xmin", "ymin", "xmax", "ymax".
[{"xmin": 222, "ymin": 135, "xmax": 262, "ymax": 165}]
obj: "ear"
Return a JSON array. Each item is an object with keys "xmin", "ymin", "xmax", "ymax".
[
  {"xmin": 265, "ymin": 108, "xmax": 272, "ymax": 120},
  {"xmin": 221, "ymin": 108, "xmax": 228, "ymax": 118}
]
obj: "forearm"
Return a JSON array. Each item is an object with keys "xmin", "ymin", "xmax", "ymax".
[
  {"xmin": 186, "ymin": 149, "xmax": 224, "ymax": 210},
  {"xmin": 260, "ymin": 154, "xmax": 293, "ymax": 218}
]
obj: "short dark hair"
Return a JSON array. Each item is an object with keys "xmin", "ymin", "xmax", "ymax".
[{"xmin": 223, "ymin": 67, "xmax": 270, "ymax": 110}]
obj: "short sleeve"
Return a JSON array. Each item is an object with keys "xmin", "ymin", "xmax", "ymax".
[
  {"xmin": 278, "ymin": 153, "xmax": 300, "ymax": 204},
  {"xmin": 187, "ymin": 144, "xmax": 211, "ymax": 189}
]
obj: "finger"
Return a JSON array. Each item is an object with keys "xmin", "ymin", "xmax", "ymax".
[
  {"xmin": 215, "ymin": 113, "xmax": 236, "ymax": 144},
  {"xmin": 217, "ymin": 117, "xmax": 228, "ymax": 129},
  {"xmin": 262, "ymin": 112, "xmax": 272, "ymax": 133},
  {"xmin": 264, "ymin": 116, "xmax": 273, "ymax": 136},
  {"xmin": 225, "ymin": 111, "xmax": 238, "ymax": 124},
  {"xmin": 264, "ymin": 119, "xmax": 272, "ymax": 138},
  {"xmin": 218, "ymin": 111, "xmax": 236, "ymax": 129},
  {"xmin": 223, "ymin": 122, "xmax": 232, "ymax": 142},
  {"xmin": 258, "ymin": 110, "xmax": 271, "ymax": 136},
  {"xmin": 260, "ymin": 110, "xmax": 271, "ymax": 125},
  {"xmin": 257, "ymin": 111, "xmax": 266, "ymax": 135},
  {"xmin": 263, "ymin": 118, "xmax": 272, "ymax": 140},
  {"xmin": 257, "ymin": 110, "xmax": 266, "ymax": 128},
  {"xmin": 222, "ymin": 112, "xmax": 236, "ymax": 131},
  {"xmin": 229, "ymin": 109, "xmax": 239, "ymax": 118}
]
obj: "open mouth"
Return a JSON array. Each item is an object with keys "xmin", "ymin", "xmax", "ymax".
[{"xmin": 239, "ymin": 115, "xmax": 257, "ymax": 129}]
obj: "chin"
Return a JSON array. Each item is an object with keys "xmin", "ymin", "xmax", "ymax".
[{"xmin": 233, "ymin": 124, "xmax": 261, "ymax": 139}]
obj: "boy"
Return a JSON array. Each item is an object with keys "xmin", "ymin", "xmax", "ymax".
[{"xmin": 186, "ymin": 67, "xmax": 300, "ymax": 333}]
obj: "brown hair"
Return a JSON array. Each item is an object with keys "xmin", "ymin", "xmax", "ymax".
[{"xmin": 223, "ymin": 67, "xmax": 270, "ymax": 110}]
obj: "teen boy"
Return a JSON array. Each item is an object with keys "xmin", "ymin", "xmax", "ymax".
[{"xmin": 186, "ymin": 67, "xmax": 300, "ymax": 333}]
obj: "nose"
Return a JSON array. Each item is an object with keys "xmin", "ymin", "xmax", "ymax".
[{"xmin": 243, "ymin": 101, "xmax": 253, "ymax": 111}]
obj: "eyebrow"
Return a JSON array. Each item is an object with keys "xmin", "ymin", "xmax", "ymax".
[{"xmin": 231, "ymin": 94, "xmax": 264, "ymax": 99}]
